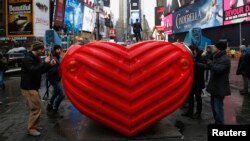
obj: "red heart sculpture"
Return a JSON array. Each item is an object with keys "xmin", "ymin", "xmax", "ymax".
[{"xmin": 61, "ymin": 41, "xmax": 194, "ymax": 136}]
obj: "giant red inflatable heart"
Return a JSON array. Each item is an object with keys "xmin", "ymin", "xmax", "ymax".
[{"xmin": 60, "ymin": 41, "xmax": 194, "ymax": 136}]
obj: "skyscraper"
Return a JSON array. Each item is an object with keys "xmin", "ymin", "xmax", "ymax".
[{"xmin": 115, "ymin": 0, "xmax": 128, "ymax": 42}]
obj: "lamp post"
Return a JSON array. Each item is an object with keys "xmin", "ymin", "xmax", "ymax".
[
  {"xmin": 239, "ymin": 22, "xmax": 242, "ymax": 46},
  {"xmin": 95, "ymin": 2, "xmax": 100, "ymax": 40},
  {"xmin": 72, "ymin": 10, "xmax": 75, "ymax": 42}
]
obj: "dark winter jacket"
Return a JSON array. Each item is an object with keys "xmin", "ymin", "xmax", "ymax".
[
  {"xmin": 133, "ymin": 22, "xmax": 142, "ymax": 32},
  {"xmin": 243, "ymin": 55, "xmax": 250, "ymax": 76},
  {"xmin": 206, "ymin": 50, "xmax": 231, "ymax": 97},
  {"xmin": 47, "ymin": 55, "xmax": 61, "ymax": 83},
  {"xmin": 236, "ymin": 55, "xmax": 246, "ymax": 75},
  {"xmin": 21, "ymin": 51, "xmax": 51, "ymax": 90},
  {"xmin": 192, "ymin": 51, "xmax": 206, "ymax": 91}
]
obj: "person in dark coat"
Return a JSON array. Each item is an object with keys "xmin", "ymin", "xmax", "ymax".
[
  {"xmin": 182, "ymin": 45, "xmax": 206, "ymax": 119},
  {"xmin": 47, "ymin": 45, "xmax": 65, "ymax": 117},
  {"xmin": 0, "ymin": 53, "xmax": 7, "ymax": 89},
  {"xmin": 236, "ymin": 45, "xmax": 249, "ymax": 95},
  {"xmin": 133, "ymin": 19, "xmax": 143, "ymax": 42},
  {"xmin": 21, "ymin": 41, "xmax": 56, "ymax": 136},
  {"xmin": 206, "ymin": 42, "xmax": 231, "ymax": 124}
]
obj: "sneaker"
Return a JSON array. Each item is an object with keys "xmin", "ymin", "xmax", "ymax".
[
  {"xmin": 48, "ymin": 110, "xmax": 63, "ymax": 118},
  {"xmin": 46, "ymin": 104, "xmax": 53, "ymax": 112},
  {"xmin": 240, "ymin": 91, "xmax": 248, "ymax": 95},
  {"xmin": 28, "ymin": 129, "xmax": 41, "ymax": 136},
  {"xmin": 36, "ymin": 127, "xmax": 43, "ymax": 131}
]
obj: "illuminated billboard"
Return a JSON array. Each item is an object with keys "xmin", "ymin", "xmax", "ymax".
[
  {"xmin": 173, "ymin": 0, "xmax": 223, "ymax": 33},
  {"xmin": 164, "ymin": 14, "xmax": 172, "ymax": 34},
  {"xmin": 155, "ymin": 6, "xmax": 165, "ymax": 31},
  {"xmin": 224, "ymin": 0, "xmax": 250, "ymax": 25},
  {"xmin": 54, "ymin": 0, "xmax": 65, "ymax": 27},
  {"xmin": 82, "ymin": 6, "xmax": 96, "ymax": 32},
  {"xmin": 7, "ymin": 0, "xmax": 34, "ymax": 36},
  {"xmin": 164, "ymin": 0, "xmax": 199, "ymax": 15},
  {"xmin": 64, "ymin": 0, "xmax": 84, "ymax": 32}
]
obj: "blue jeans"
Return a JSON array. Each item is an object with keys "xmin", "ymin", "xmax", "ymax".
[
  {"xmin": 211, "ymin": 95, "xmax": 224, "ymax": 124},
  {"xmin": 49, "ymin": 81, "xmax": 64, "ymax": 112},
  {"xmin": 205, "ymin": 70, "xmax": 210, "ymax": 81},
  {"xmin": 0, "ymin": 71, "xmax": 5, "ymax": 89}
]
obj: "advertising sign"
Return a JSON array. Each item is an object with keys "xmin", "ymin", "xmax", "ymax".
[
  {"xmin": 64, "ymin": 0, "xmax": 84, "ymax": 32},
  {"xmin": 173, "ymin": 0, "xmax": 223, "ymax": 33},
  {"xmin": 7, "ymin": 0, "xmax": 33, "ymax": 36},
  {"xmin": 155, "ymin": 6, "xmax": 165, "ymax": 31},
  {"xmin": 34, "ymin": 0, "xmax": 50, "ymax": 37},
  {"xmin": 82, "ymin": 6, "xmax": 96, "ymax": 32},
  {"xmin": 131, "ymin": 0, "xmax": 139, "ymax": 10},
  {"xmin": 84, "ymin": 0, "xmax": 95, "ymax": 7},
  {"xmin": 164, "ymin": 14, "xmax": 173, "ymax": 34},
  {"xmin": 54, "ymin": 0, "xmax": 65, "ymax": 27},
  {"xmin": 164, "ymin": 0, "xmax": 199, "ymax": 15},
  {"xmin": 224, "ymin": 0, "xmax": 250, "ymax": 25},
  {"xmin": 103, "ymin": 0, "xmax": 110, "ymax": 7}
]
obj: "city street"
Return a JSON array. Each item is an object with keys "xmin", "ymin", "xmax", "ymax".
[{"xmin": 0, "ymin": 60, "xmax": 249, "ymax": 141}]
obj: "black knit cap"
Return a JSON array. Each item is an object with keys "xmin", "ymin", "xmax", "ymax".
[
  {"xmin": 215, "ymin": 42, "xmax": 227, "ymax": 51},
  {"xmin": 32, "ymin": 41, "xmax": 44, "ymax": 51},
  {"xmin": 54, "ymin": 45, "xmax": 62, "ymax": 50}
]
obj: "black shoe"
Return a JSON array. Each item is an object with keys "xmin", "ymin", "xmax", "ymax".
[
  {"xmin": 181, "ymin": 112, "xmax": 193, "ymax": 118},
  {"xmin": 52, "ymin": 109, "xmax": 64, "ymax": 118},
  {"xmin": 47, "ymin": 104, "xmax": 53, "ymax": 112},
  {"xmin": 240, "ymin": 91, "xmax": 248, "ymax": 95},
  {"xmin": 192, "ymin": 114, "xmax": 201, "ymax": 119}
]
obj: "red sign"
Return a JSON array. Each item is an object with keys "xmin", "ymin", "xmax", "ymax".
[{"xmin": 54, "ymin": 0, "xmax": 65, "ymax": 27}]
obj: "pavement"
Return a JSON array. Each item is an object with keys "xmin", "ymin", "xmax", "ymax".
[{"xmin": 0, "ymin": 60, "xmax": 250, "ymax": 141}]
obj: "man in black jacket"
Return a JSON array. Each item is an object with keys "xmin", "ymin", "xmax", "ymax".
[
  {"xmin": 47, "ymin": 45, "xmax": 64, "ymax": 116},
  {"xmin": 133, "ymin": 19, "xmax": 143, "ymax": 42},
  {"xmin": 21, "ymin": 41, "xmax": 56, "ymax": 136},
  {"xmin": 206, "ymin": 42, "xmax": 231, "ymax": 125}
]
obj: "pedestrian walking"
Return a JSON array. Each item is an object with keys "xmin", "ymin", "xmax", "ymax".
[
  {"xmin": 206, "ymin": 42, "xmax": 231, "ymax": 124},
  {"xmin": 0, "ymin": 53, "xmax": 7, "ymax": 90},
  {"xmin": 21, "ymin": 41, "xmax": 56, "ymax": 136},
  {"xmin": 182, "ymin": 45, "xmax": 206, "ymax": 119},
  {"xmin": 241, "ymin": 44, "xmax": 250, "ymax": 94},
  {"xmin": 236, "ymin": 45, "xmax": 249, "ymax": 95},
  {"xmin": 47, "ymin": 45, "xmax": 65, "ymax": 117},
  {"xmin": 133, "ymin": 19, "xmax": 143, "ymax": 42}
]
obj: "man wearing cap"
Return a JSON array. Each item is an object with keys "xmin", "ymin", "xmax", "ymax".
[
  {"xmin": 21, "ymin": 41, "xmax": 56, "ymax": 136},
  {"xmin": 206, "ymin": 42, "xmax": 231, "ymax": 125}
]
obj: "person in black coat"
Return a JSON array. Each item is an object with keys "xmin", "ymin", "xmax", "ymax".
[
  {"xmin": 206, "ymin": 42, "xmax": 231, "ymax": 124},
  {"xmin": 182, "ymin": 45, "xmax": 206, "ymax": 119},
  {"xmin": 47, "ymin": 45, "xmax": 65, "ymax": 116},
  {"xmin": 21, "ymin": 41, "xmax": 56, "ymax": 136},
  {"xmin": 133, "ymin": 19, "xmax": 143, "ymax": 42},
  {"xmin": 236, "ymin": 45, "xmax": 249, "ymax": 95}
]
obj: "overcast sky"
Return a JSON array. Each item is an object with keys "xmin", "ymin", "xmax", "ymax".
[{"xmin": 110, "ymin": 0, "xmax": 156, "ymax": 30}]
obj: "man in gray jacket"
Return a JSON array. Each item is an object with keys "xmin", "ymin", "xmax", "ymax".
[{"xmin": 206, "ymin": 42, "xmax": 231, "ymax": 124}]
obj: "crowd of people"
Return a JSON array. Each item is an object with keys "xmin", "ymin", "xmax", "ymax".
[
  {"xmin": 182, "ymin": 42, "xmax": 250, "ymax": 125},
  {"xmin": 182, "ymin": 42, "xmax": 231, "ymax": 125}
]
